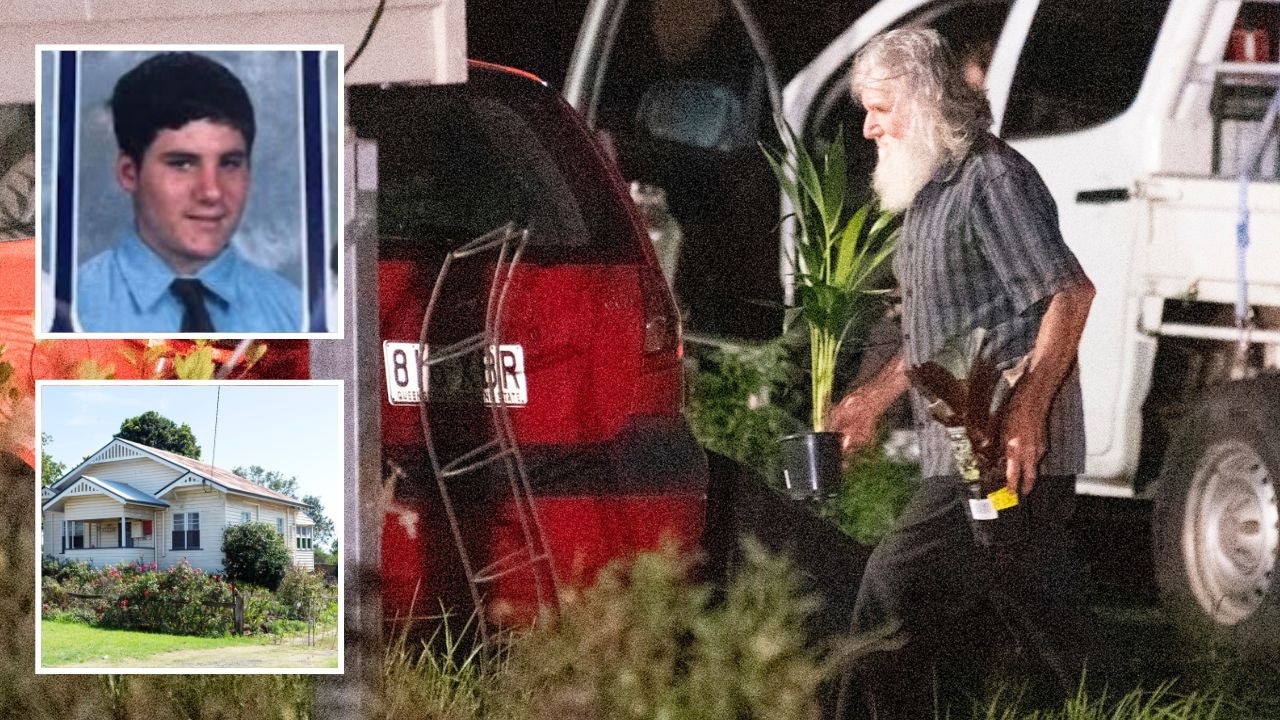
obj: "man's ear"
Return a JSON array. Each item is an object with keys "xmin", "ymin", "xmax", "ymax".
[{"xmin": 116, "ymin": 153, "xmax": 138, "ymax": 193}]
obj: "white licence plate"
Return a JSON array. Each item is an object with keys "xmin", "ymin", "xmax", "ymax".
[{"xmin": 382, "ymin": 341, "xmax": 527, "ymax": 407}]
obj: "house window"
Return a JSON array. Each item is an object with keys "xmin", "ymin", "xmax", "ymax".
[
  {"xmin": 241, "ymin": 511, "xmax": 251, "ymax": 524},
  {"xmin": 277, "ymin": 518, "xmax": 285, "ymax": 536},
  {"xmin": 172, "ymin": 512, "xmax": 200, "ymax": 550},
  {"xmin": 64, "ymin": 520, "xmax": 85, "ymax": 551},
  {"xmin": 297, "ymin": 526, "xmax": 312, "ymax": 550}
]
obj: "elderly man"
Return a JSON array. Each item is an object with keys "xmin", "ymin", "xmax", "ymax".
[
  {"xmin": 75, "ymin": 52, "xmax": 300, "ymax": 333},
  {"xmin": 828, "ymin": 29, "xmax": 1096, "ymax": 718}
]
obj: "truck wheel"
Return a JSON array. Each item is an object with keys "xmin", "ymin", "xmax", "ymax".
[{"xmin": 1153, "ymin": 386, "xmax": 1280, "ymax": 653}]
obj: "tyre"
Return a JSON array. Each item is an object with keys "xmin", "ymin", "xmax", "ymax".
[{"xmin": 1152, "ymin": 380, "xmax": 1280, "ymax": 653}]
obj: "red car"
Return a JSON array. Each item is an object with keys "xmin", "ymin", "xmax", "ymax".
[{"xmin": 346, "ymin": 61, "xmax": 707, "ymax": 631}]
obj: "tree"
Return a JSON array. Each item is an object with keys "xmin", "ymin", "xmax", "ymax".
[
  {"xmin": 313, "ymin": 540, "xmax": 337, "ymax": 563},
  {"xmin": 235, "ymin": 465, "xmax": 300, "ymax": 498},
  {"xmin": 222, "ymin": 521, "xmax": 292, "ymax": 591},
  {"xmin": 236, "ymin": 464, "xmax": 336, "ymax": 548},
  {"xmin": 40, "ymin": 433, "xmax": 67, "ymax": 487},
  {"xmin": 301, "ymin": 494, "xmax": 335, "ymax": 547},
  {"xmin": 116, "ymin": 411, "xmax": 201, "ymax": 459}
]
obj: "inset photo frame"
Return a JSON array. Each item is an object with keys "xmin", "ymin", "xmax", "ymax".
[
  {"xmin": 35, "ymin": 380, "xmax": 344, "ymax": 673},
  {"xmin": 37, "ymin": 46, "xmax": 343, "ymax": 338}
]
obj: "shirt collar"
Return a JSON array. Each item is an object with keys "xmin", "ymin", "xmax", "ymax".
[
  {"xmin": 115, "ymin": 231, "xmax": 241, "ymax": 311},
  {"xmin": 933, "ymin": 132, "xmax": 992, "ymax": 185}
]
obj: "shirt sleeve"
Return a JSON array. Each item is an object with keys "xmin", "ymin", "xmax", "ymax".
[{"xmin": 970, "ymin": 163, "xmax": 1089, "ymax": 315}]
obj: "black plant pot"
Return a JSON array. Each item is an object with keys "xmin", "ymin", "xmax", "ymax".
[{"xmin": 779, "ymin": 431, "xmax": 842, "ymax": 497}]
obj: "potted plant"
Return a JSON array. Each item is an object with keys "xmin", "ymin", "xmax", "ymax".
[{"xmin": 762, "ymin": 126, "xmax": 899, "ymax": 495}]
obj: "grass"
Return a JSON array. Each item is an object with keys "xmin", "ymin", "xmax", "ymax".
[{"xmin": 40, "ymin": 619, "xmax": 286, "ymax": 666}]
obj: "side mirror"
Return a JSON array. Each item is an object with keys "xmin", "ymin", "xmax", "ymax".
[{"xmin": 635, "ymin": 79, "xmax": 756, "ymax": 153}]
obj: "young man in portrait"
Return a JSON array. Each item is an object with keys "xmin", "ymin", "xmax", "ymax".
[{"xmin": 76, "ymin": 52, "xmax": 300, "ymax": 333}]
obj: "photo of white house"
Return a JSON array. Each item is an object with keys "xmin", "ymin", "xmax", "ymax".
[{"xmin": 41, "ymin": 437, "xmax": 316, "ymax": 573}]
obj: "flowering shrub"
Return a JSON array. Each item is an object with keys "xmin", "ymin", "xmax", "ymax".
[
  {"xmin": 106, "ymin": 559, "xmax": 235, "ymax": 637},
  {"xmin": 42, "ymin": 559, "xmax": 235, "ymax": 637},
  {"xmin": 277, "ymin": 567, "xmax": 333, "ymax": 621}
]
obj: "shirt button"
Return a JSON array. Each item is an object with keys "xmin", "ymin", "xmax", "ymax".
[{"xmin": 903, "ymin": 332, "xmax": 912, "ymax": 340}]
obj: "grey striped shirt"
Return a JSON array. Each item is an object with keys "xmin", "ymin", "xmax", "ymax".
[{"xmin": 893, "ymin": 133, "xmax": 1088, "ymax": 478}]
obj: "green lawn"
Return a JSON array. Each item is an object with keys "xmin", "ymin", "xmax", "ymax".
[{"xmin": 40, "ymin": 620, "xmax": 276, "ymax": 666}]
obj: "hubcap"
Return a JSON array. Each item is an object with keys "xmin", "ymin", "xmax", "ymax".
[{"xmin": 1183, "ymin": 439, "xmax": 1280, "ymax": 625}]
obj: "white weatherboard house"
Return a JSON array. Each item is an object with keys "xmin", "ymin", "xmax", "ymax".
[{"xmin": 41, "ymin": 438, "xmax": 316, "ymax": 572}]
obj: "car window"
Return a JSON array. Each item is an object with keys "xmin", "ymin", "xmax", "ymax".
[
  {"xmin": 1002, "ymin": 0, "xmax": 1171, "ymax": 139},
  {"xmin": 591, "ymin": 0, "xmax": 784, "ymax": 339},
  {"xmin": 348, "ymin": 71, "xmax": 640, "ymax": 263}
]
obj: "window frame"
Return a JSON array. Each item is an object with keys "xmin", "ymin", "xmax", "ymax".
[
  {"xmin": 65, "ymin": 520, "xmax": 85, "ymax": 550},
  {"xmin": 1000, "ymin": 0, "xmax": 1172, "ymax": 140},
  {"xmin": 171, "ymin": 511, "xmax": 201, "ymax": 551}
]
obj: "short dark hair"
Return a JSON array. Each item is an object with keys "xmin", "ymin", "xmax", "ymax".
[{"xmin": 110, "ymin": 52, "xmax": 256, "ymax": 164}]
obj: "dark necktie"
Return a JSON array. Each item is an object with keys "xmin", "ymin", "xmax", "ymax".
[{"xmin": 170, "ymin": 278, "xmax": 216, "ymax": 333}]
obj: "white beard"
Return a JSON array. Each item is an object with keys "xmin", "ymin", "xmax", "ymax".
[{"xmin": 872, "ymin": 131, "xmax": 944, "ymax": 212}]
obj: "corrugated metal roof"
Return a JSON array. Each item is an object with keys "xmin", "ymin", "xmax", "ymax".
[{"xmin": 115, "ymin": 438, "xmax": 306, "ymax": 507}]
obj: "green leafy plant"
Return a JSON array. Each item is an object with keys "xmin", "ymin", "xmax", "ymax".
[
  {"xmin": 821, "ymin": 441, "xmax": 920, "ymax": 545},
  {"xmin": 686, "ymin": 340, "xmax": 805, "ymax": 479},
  {"xmin": 762, "ymin": 126, "xmax": 898, "ymax": 430},
  {"xmin": 277, "ymin": 567, "xmax": 333, "ymax": 622},
  {"xmin": 494, "ymin": 540, "xmax": 831, "ymax": 720},
  {"xmin": 222, "ymin": 521, "xmax": 292, "ymax": 592}
]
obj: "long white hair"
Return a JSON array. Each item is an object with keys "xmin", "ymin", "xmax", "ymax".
[{"xmin": 851, "ymin": 28, "xmax": 992, "ymax": 163}]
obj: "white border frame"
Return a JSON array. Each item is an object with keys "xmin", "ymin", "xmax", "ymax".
[
  {"xmin": 34, "ymin": 378, "xmax": 345, "ymax": 675},
  {"xmin": 33, "ymin": 44, "xmax": 345, "ymax": 340}
]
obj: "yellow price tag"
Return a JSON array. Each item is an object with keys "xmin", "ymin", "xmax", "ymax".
[{"xmin": 987, "ymin": 487, "xmax": 1019, "ymax": 512}]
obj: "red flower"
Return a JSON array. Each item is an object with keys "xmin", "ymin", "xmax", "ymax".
[
  {"xmin": 120, "ymin": 599, "xmax": 127, "ymax": 607},
  {"xmin": 143, "ymin": 590, "xmax": 149, "ymax": 597}
]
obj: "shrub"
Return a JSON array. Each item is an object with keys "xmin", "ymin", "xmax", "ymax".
[
  {"xmin": 222, "ymin": 521, "xmax": 292, "ymax": 591},
  {"xmin": 686, "ymin": 342, "xmax": 805, "ymax": 481},
  {"xmin": 41, "ymin": 577, "xmax": 69, "ymax": 609},
  {"xmin": 820, "ymin": 444, "xmax": 919, "ymax": 545},
  {"xmin": 108, "ymin": 560, "xmax": 235, "ymax": 637},
  {"xmin": 493, "ymin": 540, "xmax": 830, "ymax": 720},
  {"xmin": 42, "ymin": 555, "xmax": 96, "ymax": 585},
  {"xmin": 277, "ymin": 567, "xmax": 329, "ymax": 622},
  {"xmin": 242, "ymin": 592, "xmax": 290, "ymax": 635},
  {"xmin": 43, "ymin": 607, "xmax": 95, "ymax": 625}
]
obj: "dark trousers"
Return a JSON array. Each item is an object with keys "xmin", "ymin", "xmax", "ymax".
[{"xmin": 838, "ymin": 475, "xmax": 1091, "ymax": 720}]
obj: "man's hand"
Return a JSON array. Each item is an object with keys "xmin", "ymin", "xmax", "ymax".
[
  {"xmin": 828, "ymin": 391, "xmax": 881, "ymax": 454},
  {"xmin": 999, "ymin": 278, "xmax": 1095, "ymax": 495},
  {"xmin": 828, "ymin": 353, "xmax": 910, "ymax": 456},
  {"xmin": 1001, "ymin": 391, "xmax": 1048, "ymax": 495}
]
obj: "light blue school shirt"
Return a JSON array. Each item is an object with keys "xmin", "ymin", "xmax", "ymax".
[{"xmin": 76, "ymin": 232, "xmax": 301, "ymax": 333}]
